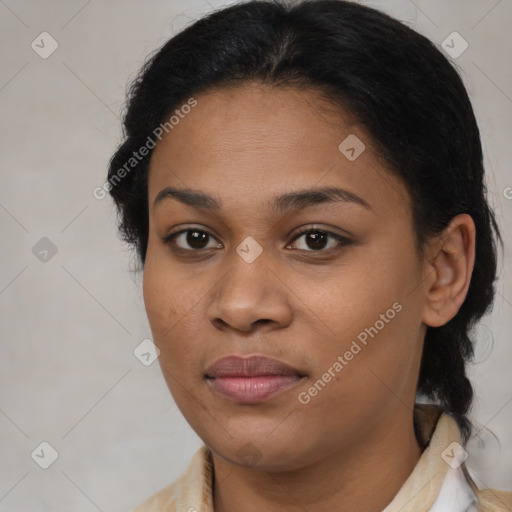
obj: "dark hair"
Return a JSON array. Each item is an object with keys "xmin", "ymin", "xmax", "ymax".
[{"xmin": 107, "ymin": 0, "xmax": 502, "ymax": 442}]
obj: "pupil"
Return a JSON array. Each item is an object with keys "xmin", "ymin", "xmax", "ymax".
[
  {"xmin": 307, "ymin": 232, "xmax": 327, "ymax": 250},
  {"xmin": 187, "ymin": 230, "xmax": 208, "ymax": 249}
]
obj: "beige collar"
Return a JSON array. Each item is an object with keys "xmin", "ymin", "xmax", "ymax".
[{"xmin": 382, "ymin": 404, "xmax": 477, "ymax": 512}]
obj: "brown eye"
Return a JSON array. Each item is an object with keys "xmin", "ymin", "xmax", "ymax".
[
  {"xmin": 164, "ymin": 229, "xmax": 221, "ymax": 251},
  {"xmin": 302, "ymin": 232, "xmax": 328, "ymax": 250},
  {"xmin": 289, "ymin": 229, "xmax": 350, "ymax": 252}
]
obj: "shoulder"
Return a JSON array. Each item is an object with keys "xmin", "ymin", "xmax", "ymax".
[
  {"xmin": 464, "ymin": 466, "xmax": 512, "ymax": 512},
  {"xmin": 476, "ymin": 488, "xmax": 512, "ymax": 512},
  {"xmin": 132, "ymin": 445, "xmax": 213, "ymax": 512}
]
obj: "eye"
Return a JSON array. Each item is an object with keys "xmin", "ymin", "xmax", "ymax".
[
  {"xmin": 163, "ymin": 228, "xmax": 222, "ymax": 251},
  {"xmin": 287, "ymin": 228, "xmax": 350, "ymax": 252},
  {"xmin": 162, "ymin": 226, "xmax": 351, "ymax": 253}
]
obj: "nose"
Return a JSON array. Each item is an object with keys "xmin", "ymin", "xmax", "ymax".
[{"xmin": 207, "ymin": 251, "xmax": 293, "ymax": 334}]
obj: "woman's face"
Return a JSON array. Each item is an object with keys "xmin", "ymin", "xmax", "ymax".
[{"xmin": 143, "ymin": 83, "xmax": 430, "ymax": 470}]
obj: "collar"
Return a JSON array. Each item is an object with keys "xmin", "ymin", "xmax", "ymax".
[
  {"xmin": 133, "ymin": 404, "xmax": 480, "ymax": 512},
  {"xmin": 382, "ymin": 404, "xmax": 479, "ymax": 512}
]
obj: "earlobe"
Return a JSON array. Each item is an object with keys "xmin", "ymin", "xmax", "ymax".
[{"xmin": 421, "ymin": 214, "xmax": 476, "ymax": 328}]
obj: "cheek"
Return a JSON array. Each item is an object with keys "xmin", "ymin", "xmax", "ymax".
[
  {"xmin": 296, "ymin": 244, "xmax": 422, "ymax": 390},
  {"xmin": 142, "ymin": 261, "xmax": 172, "ymax": 334},
  {"xmin": 292, "ymin": 260, "xmax": 399, "ymax": 347},
  {"xmin": 143, "ymin": 257, "xmax": 185, "ymax": 362},
  {"xmin": 142, "ymin": 255, "xmax": 208, "ymax": 380},
  {"xmin": 142, "ymin": 243, "xmax": 196, "ymax": 334}
]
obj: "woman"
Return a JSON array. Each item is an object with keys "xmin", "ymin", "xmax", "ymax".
[{"xmin": 107, "ymin": 1, "xmax": 512, "ymax": 510}]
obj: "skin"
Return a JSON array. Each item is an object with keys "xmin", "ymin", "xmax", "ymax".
[{"xmin": 143, "ymin": 83, "xmax": 475, "ymax": 512}]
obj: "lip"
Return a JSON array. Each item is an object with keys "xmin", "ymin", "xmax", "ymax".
[
  {"xmin": 205, "ymin": 355, "xmax": 305, "ymax": 378},
  {"xmin": 205, "ymin": 355, "xmax": 307, "ymax": 404}
]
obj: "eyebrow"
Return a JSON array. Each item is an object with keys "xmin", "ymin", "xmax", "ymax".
[{"xmin": 153, "ymin": 185, "xmax": 372, "ymax": 213}]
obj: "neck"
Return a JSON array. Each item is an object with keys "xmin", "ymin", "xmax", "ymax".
[{"xmin": 211, "ymin": 410, "xmax": 422, "ymax": 512}]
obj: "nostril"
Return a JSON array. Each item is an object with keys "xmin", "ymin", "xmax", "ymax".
[{"xmin": 255, "ymin": 319, "xmax": 271, "ymax": 326}]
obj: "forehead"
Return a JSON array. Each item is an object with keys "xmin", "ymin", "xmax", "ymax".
[{"xmin": 147, "ymin": 83, "xmax": 410, "ymax": 216}]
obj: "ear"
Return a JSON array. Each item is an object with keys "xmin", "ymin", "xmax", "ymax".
[{"xmin": 421, "ymin": 214, "xmax": 476, "ymax": 328}]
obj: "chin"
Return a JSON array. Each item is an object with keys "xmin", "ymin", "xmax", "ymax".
[{"xmin": 204, "ymin": 430, "xmax": 321, "ymax": 472}]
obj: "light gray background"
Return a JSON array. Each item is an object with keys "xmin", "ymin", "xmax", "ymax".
[{"xmin": 0, "ymin": 0, "xmax": 511, "ymax": 510}]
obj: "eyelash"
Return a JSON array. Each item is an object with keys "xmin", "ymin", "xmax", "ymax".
[{"xmin": 162, "ymin": 226, "xmax": 352, "ymax": 254}]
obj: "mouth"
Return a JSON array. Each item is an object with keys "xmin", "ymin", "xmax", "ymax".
[{"xmin": 204, "ymin": 355, "xmax": 307, "ymax": 404}]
